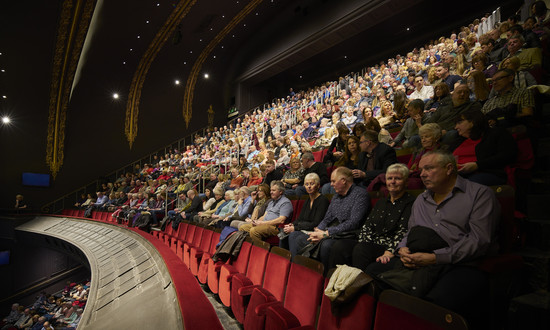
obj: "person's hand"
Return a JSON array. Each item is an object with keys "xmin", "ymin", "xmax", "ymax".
[
  {"xmin": 333, "ymin": 151, "xmax": 343, "ymax": 158},
  {"xmin": 252, "ymin": 219, "xmax": 261, "ymax": 226},
  {"xmin": 458, "ymin": 162, "xmax": 478, "ymax": 174},
  {"xmin": 308, "ymin": 228, "xmax": 327, "ymax": 243},
  {"xmin": 352, "ymin": 169, "xmax": 366, "ymax": 179},
  {"xmin": 283, "ymin": 224, "xmax": 295, "ymax": 234},
  {"xmin": 488, "ymin": 119, "xmax": 497, "ymax": 127},
  {"xmin": 400, "ymin": 249, "xmax": 436, "ymax": 269},
  {"xmin": 245, "ymin": 217, "xmax": 252, "ymax": 223},
  {"xmin": 413, "ymin": 114, "xmax": 423, "ymax": 126},
  {"xmin": 376, "ymin": 251, "xmax": 394, "ymax": 264},
  {"xmin": 388, "ymin": 141, "xmax": 396, "ymax": 147},
  {"xmin": 291, "ymin": 184, "xmax": 298, "ymax": 189}
]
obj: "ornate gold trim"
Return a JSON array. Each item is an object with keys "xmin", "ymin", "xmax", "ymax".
[
  {"xmin": 46, "ymin": 0, "xmax": 96, "ymax": 179},
  {"xmin": 125, "ymin": 0, "xmax": 197, "ymax": 149},
  {"xmin": 182, "ymin": 0, "xmax": 263, "ymax": 128}
]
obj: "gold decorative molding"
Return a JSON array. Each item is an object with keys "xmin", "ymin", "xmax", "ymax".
[
  {"xmin": 182, "ymin": 0, "xmax": 263, "ymax": 128},
  {"xmin": 46, "ymin": 0, "xmax": 96, "ymax": 179},
  {"xmin": 125, "ymin": 0, "xmax": 197, "ymax": 149}
]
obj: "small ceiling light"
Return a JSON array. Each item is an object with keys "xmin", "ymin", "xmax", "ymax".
[
  {"xmin": 156, "ymin": 3, "xmax": 160, "ymax": 6},
  {"xmin": 113, "ymin": 93, "xmax": 119, "ymax": 99},
  {"xmin": 2, "ymin": 116, "xmax": 10, "ymax": 124},
  {"xmin": 344, "ymin": 55, "xmax": 347, "ymax": 59},
  {"xmin": 130, "ymin": 48, "xmax": 133, "ymax": 51},
  {"xmin": 146, "ymin": 20, "xmax": 150, "ymax": 24},
  {"xmin": 199, "ymin": 39, "xmax": 202, "ymax": 42},
  {"xmin": 2, "ymin": 95, "xmax": 6, "ymax": 99},
  {"xmin": 137, "ymin": 35, "xmax": 141, "ymax": 39},
  {"xmin": 175, "ymin": 80, "xmax": 180, "ymax": 85},
  {"xmin": 222, "ymin": 15, "xmax": 225, "ymax": 18},
  {"xmin": 406, "ymin": 27, "xmax": 410, "ymax": 31},
  {"xmin": 123, "ymin": 61, "xmax": 126, "ymax": 64},
  {"xmin": 0, "ymin": 52, "xmax": 3, "ymax": 55},
  {"xmin": 1, "ymin": 69, "xmax": 4, "ymax": 72},
  {"xmin": 243, "ymin": 24, "xmax": 246, "ymax": 27},
  {"xmin": 204, "ymin": 73, "xmax": 209, "ymax": 79},
  {"xmin": 184, "ymin": 61, "xmax": 187, "ymax": 64},
  {"xmin": 256, "ymin": 12, "xmax": 259, "ymax": 15},
  {"xmin": 300, "ymin": 75, "xmax": 303, "ymax": 79},
  {"xmin": 221, "ymin": 46, "xmax": 224, "ymax": 49},
  {"xmin": 210, "ymin": 28, "xmax": 213, "ymax": 31},
  {"xmin": 190, "ymin": 50, "xmax": 193, "ymax": 54},
  {"xmin": 232, "ymin": 34, "xmax": 235, "ymax": 37},
  {"xmin": 213, "ymin": 55, "xmax": 216, "ymax": 59}
]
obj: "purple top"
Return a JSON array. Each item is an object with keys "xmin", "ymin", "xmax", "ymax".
[{"xmin": 397, "ymin": 176, "xmax": 499, "ymax": 264}]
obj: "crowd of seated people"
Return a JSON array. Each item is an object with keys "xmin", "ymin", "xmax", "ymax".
[
  {"xmin": 1, "ymin": 281, "xmax": 89, "ymax": 330},
  {"xmin": 63, "ymin": 4, "xmax": 549, "ymax": 327}
]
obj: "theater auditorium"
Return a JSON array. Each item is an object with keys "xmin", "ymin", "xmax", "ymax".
[{"xmin": 1, "ymin": 0, "xmax": 550, "ymax": 329}]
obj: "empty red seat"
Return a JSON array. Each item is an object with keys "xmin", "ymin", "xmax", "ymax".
[
  {"xmin": 208, "ymin": 238, "xmax": 252, "ymax": 294},
  {"xmin": 177, "ymin": 224, "xmax": 196, "ymax": 259},
  {"xmin": 264, "ymin": 256, "xmax": 324, "ymax": 329},
  {"xmin": 316, "ymin": 278, "xmax": 376, "ymax": 330},
  {"xmin": 225, "ymin": 240, "xmax": 270, "ymax": 313},
  {"xmin": 183, "ymin": 226, "xmax": 205, "ymax": 267},
  {"xmin": 190, "ymin": 227, "xmax": 218, "ymax": 277},
  {"xmin": 218, "ymin": 238, "xmax": 255, "ymax": 306},
  {"xmin": 197, "ymin": 230, "xmax": 222, "ymax": 284},
  {"xmin": 373, "ymin": 290, "xmax": 468, "ymax": 330},
  {"xmin": 233, "ymin": 246, "xmax": 289, "ymax": 325},
  {"xmin": 242, "ymin": 249, "xmax": 293, "ymax": 330}
]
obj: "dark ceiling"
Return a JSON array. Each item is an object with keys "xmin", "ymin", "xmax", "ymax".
[{"xmin": 0, "ymin": 0, "xmax": 520, "ymax": 208}]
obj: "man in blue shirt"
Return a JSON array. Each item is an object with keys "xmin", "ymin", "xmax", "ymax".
[{"xmin": 239, "ymin": 181, "xmax": 293, "ymax": 241}]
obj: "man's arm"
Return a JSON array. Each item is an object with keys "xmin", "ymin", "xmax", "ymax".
[{"xmin": 433, "ymin": 187, "xmax": 499, "ymax": 264}]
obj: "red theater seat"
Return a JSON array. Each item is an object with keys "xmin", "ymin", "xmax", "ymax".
[
  {"xmin": 218, "ymin": 238, "xmax": 255, "ymax": 307},
  {"xmin": 316, "ymin": 278, "xmax": 376, "ymax": 330},
  {"xmin": 197, "ymin": 230, "xmax": 222, "ymax": 284},
  {"xmin": 264, "ymin": 255, "xmax": 324, "ymax": 329},
  {"xmin": 189, "ymin": 227, "xmax": 214, "ymax": 276},
  {"xmin": 241, "ymin": 247, "xmax": 292, "ymax": 328},
  {"xmin": 230, "ymin": 240, "xmax": 271, "ymax": 322},
  {"xmin": 373, "ymin": 290, "xmax": 468, "ymax": 330},
  {"xmin": 183, "ymin": 225, "xmax": 204, "ymax": 267}
]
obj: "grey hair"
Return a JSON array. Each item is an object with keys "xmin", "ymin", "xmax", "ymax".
[
  {"xmin": 304, "ymin": 173, "xmax": 320, "ymax": 185},
  {"xmin": 270, "ymin": 180, "xmax": 285, "ymax": 192},
  {"xmin": 386, "ymin": 163, "xmax": 410, "ymax": 180}
]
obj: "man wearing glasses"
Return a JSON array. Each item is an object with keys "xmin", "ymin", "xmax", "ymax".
[
  {"xmin": 353, "ymin": 130, "xmax": 397, "ymax": 186},
  {"xmin": 481, "ymin": 68, "xmax": 535, "ymax": 127}
]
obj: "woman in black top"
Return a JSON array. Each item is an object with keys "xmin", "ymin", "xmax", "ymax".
[{"xmin": 280, "ymin": 173, "xmax": 330, "ymax": 256}]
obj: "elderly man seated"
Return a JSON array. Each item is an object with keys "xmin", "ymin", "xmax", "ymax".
[
  {"xmin": 289, "ymin": 167, "xmax": 371, "ymax": 270},
  {"xmin": 239, "ymin": 181, "xmax": 293, "ymax": 241},
  {"xmin": 366, "ymin": 150, "xmax": 500, "ymax": 328}
]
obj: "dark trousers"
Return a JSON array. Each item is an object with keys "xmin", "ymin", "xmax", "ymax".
[{"xmin": 328, "ymin": 239, "xmax": 386, "ymax": 272}]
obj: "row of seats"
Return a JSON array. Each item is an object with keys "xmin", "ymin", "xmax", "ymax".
[
  {"xmin": 150, "ymin": 220, "xmax": 469, "ymax": 329},
  {"xmin": 60, "ymin": 183, "xmax": 523, "ymax": 329}
]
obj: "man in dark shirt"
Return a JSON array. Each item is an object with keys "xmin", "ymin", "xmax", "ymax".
[
  {"xmin": 435, "ymin": 62, "xmax": 462, "ymax": 91},
  {"xmin": 354, "ymin": 129, "xmax": 397, "ymax": 186},
  {"xmin": 263, "ymin": 160, "xmax": 283, "ymax": 186},
  {"xmin": 287, "ymin": 151, "xmax": 329, "ymax": 196},
  {"xmin": 289, "ymin": 167, "xmax": 370, "ymax": 270}
]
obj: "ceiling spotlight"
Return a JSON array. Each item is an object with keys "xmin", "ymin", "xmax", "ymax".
[
  {"xmin": 123, "ymin": 61, "xmax": 126, "ymax": 65},
  {"xmin": 137, "ymin": 35, "xmax": 141, "ymax": 39},
  {"xmin": 213, "ymin": 55, "xmax": 216, "ymax": 58},
  {"xmin": 2, "ymin": 116, "xmax": 10, "ymax": 124},
  {"xmin": 156, "ymin": 3, "xmax": 160, "ymax": 6},
  {"xmin": 406, "ymin": 27, "xmax": 410, "ymax": 31},
  {"xmin": 130, "ymin": 48, "xmax": 133, "ymax": 51},
  {"xmin": 113, "ymin": 93, "xmax": 119, "ymax": 99},
  {"xmin": 1, "ymin": 69, "xmax": 5, "ymax": 72},
  {"xmin": 184, "ymin": 61, "xmax": 187, "ymax": 65},
  {"xmin": 175, "ymin": 80, "xmax": 180, "ymax": 85},
  {"xmin": 2, "ymin": 95, "xmax": 6, "ymax": 99},
  {"xmin": 146, "ymin": 20, "xmax": 150, "ymax": 24},
  {"xmin": 204, "ymin": 73, "xmax": 209, "ymax": 79}
]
